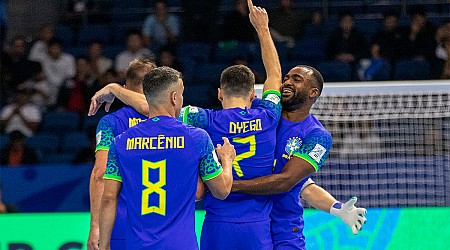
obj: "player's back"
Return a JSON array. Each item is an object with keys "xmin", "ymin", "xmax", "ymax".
[
  {"xmin": 181, "ymin": 91, "xmax": 282, "ymax": 223},
  {"xmin": 270, "ymin": 114, "xmax": 332, "ymax": 241},
  {"xmin": 96, "ymin": 106, "xmax": 146, "ymax": 240},
  {"xmin": 113, "ymin": 116, "xmax": 209, "ymax": 249}
]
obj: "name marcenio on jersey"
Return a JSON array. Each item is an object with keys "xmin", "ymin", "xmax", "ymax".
[{"xmin": 126, "ymin": 135, "xmax": 185, "ymax": 150}]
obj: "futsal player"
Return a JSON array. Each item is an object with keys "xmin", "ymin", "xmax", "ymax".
[
  {"xmin": 232, "ymin": 65, "xmax": 367, "ymax": 249},
  {"xmin": 178, "ymin": 4, "xmax": 282, "ymax": 249},
  {"xmin": 87, "ymin": 59, "xmax": 155, "ymax": 250},
  {"xmin": 99, "ymin": 67, "xmax": 235, "ymax": 250}
]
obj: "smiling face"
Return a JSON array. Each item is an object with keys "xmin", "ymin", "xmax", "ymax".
[{"xmin": 281, "ymin": 66, "xmax": 319, "ymax": 111}]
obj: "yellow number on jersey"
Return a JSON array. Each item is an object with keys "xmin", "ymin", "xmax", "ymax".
[
  {"xmin": 232, "ymin": 135, "xmax": 256, "ymax": 177},
  {"xmin": 142, "ymin": 159, "xmax": 166, "ymax": 216}
]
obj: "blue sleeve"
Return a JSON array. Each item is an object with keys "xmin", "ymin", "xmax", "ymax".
[
  {"xmin": 255, "ymin": 90, "xmax": 282, "ymax": 122},
  {"xmin": 104, "ymin": 141, "xmax": 122, "ymax": 182},
  {"xmin": 293, "ymin": 130, "xmax": 332, "ymax": 171},
  {"xmin": 95, "ymin": 115, "xmax": 115, "ymax": 152},
  {"xmin": 178, "ymin": 105, "xmax": 210, "ymax": 129},
  {"xmin": 191, "ymin": 128, "xmax": 223, "ymax": 181}
]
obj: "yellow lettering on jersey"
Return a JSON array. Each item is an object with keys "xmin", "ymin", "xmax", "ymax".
[
  {"xmin": 229, "ymin": 119, "xmax": 262, "ymax": 134},
  {"xmin": 129, "ymin": 118, "xmax": 145, "ymax": 128},
  {"xmin": 282, "ymin": 154, "xmax": 291, "ymax": 160},
  {"xmin": 126, "ymin": 136, "xmax": 185, "ymax": 150}
]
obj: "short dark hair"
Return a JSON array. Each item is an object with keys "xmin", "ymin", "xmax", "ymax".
[
  {"xmin": 220, "ymin": 65, "xmax": 255, "ymax": 98},
  {"xmin": 143, "ymin": 66, "xmax": 182, "ymax": 103},
  {"xmin": 297, "ymin": 65, "xmax": 324, "ymax": 97},
  {"xmin": 126, "ymin": 59, "xmax": 156, "ymax": 88},
  {"xmin": 339, "ymin": 10, "xmax": 354, "ymax": 21}
]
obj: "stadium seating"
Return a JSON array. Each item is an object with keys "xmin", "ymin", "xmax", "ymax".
[
  {"xmin": 41, "ymin": 111, "xmax": 80, "ymax": 135},
  {"xmin": 61, "ymin": 131, "xmax": 90, "ymax": 153},
  {"xmin": 25, "ymin": 132, "xmax": 60, "ymax": 154},
  {"xmin": 393, "ymin": 59, "xmax": 432, "ymax": 80},
  {"xmin": 0, "ymin": 133, "xmax": 9, "ymax": 150},
  {"xmin": 77, "ymin": 25, "xmax": 111, "ymax": 45},
  {"xmin": 316, "ymin": 61, "xmax": 352, "ymax": 82}
]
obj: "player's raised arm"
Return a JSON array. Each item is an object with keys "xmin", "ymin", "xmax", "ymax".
[
  {"xmin": 248, "ymin": 0, "xmax": 282, "ymax": 93},
  {"xmin": 202, "ymin": 137, "xmax": 235, "ymax": 200},
  {"xmin": 89, "ymin": 83, "xmax": 149, "ymax": 117}
]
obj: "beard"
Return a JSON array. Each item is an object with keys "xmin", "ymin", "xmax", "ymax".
[{"xmin": 281, "ymin": 91, "xmax": 308, "ymax": 112}]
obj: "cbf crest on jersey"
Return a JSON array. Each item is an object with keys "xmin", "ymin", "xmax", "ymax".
[{"xmin": 285, "ymin": 137, "xmax": 302, "ymax": 157}]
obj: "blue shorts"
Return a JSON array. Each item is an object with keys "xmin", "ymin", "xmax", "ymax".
[
  {"xmin": 200, "ymin": 220, "xmax": 272, "ymax": 250},
  {"xmin": 273, "ymin": 236, "xmax": 306, "ymax": 250},
  {"xmin": 110, "ymin": 239, "xmax": 125, "ymax": 250}
]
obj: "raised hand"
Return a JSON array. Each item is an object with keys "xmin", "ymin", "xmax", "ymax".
[{"xmin": 247, "ymin": 0, "xmax": 269, "ymax": 32}]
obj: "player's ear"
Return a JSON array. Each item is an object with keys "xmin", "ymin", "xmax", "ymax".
[
  {"xmin": 309, "ymin": 87, "xmax": 319, "ymax": 98},
  {"xmin": 171, "ymin": 91, "xmax": 177, "ymax": 106},
  {"xmin": 249, "ymin": 88, "xmax": 255, "ymax": 102},
  {"xmin": 218, "ymin": 88, "xmax": 224, "ymax": 102}
]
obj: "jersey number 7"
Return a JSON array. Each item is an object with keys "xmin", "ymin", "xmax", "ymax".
[{"xmin": 232, "ymin": 135, "xmax": 256, "ymax": 177}]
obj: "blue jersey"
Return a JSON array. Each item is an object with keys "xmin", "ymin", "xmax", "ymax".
[
  {"xmin": 270, "ymin": 115, "xmax": 332, "ymax": 241},
  {"xmin": 104, "ymin": 116, "xmax": 223, "ymax": 250},
  {"xmin": 180, "ymin": 90, "xmax": 282, "ymax": 223},
  {"xmin": 95, "ymin": 106, "xmax": 146, "ymax": 240}
]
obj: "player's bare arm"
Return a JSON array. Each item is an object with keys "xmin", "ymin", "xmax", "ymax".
[
  {"xmin": 87, "ymin": 150, "xmax": 108, "ymax": 250},
  {"xmin": 248, "ymin": 0, "xmax": 282, "ymax": 93},
  {"xmin": 203, "ymin": 137, "xmax": 235, "ymax": 200},
  {"xmin": 301, "ymin": 182, "xmax": 367, "ymax": 235},
  {"xmin": 99, "ymin": 180, "xmax": 121, "ymax": 250},
  {"xmin": 196, "ymin": 175, "xmax": 205, "ymax": 201},
  {"xmin": 89, "ymin": 83, "xmax": 148, "ymax": 117},
  {"xmin": 232, "ymin": 156, "xmax": 315, "ymax": 195}
]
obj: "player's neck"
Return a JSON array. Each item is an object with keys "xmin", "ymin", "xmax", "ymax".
[
  {"xmin": 282, "ymin": 108, "xmax": 310, "ymax": 122},
  {"xmin": 148, "ymin": 105, "xmax": 175, "ymax": 118},
  {"xmin": 221, "ymin": 97, "xmax": 251, "ymax": 109}
]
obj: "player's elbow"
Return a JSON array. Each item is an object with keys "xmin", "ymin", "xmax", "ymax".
[
  {"xmin": 92, "ymin": 165, "xmax": 106, "ymax": 183},
  {"xmin": 274, "ymin": 175, "xmax": 296, "ymax": 193},
  {"xmin": 211, "ymin": 189, "xmax": 230, "ymax": 200}
]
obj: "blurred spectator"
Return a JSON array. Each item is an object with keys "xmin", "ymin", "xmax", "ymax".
[
  {"xmin": 142, "ymin": 0, "xmax": 180, "ymax": 51},
  {"xmin": 435, "ymin": 20, "xmax": 450, "ymax": 79},
  {"xmin": 339, "ymin": 120, "xmax": 384, "ymax": 159},
  {"xmin": 220, "ymin": 0, "xmax": 256, "ymax": 43},
  {"xmin": 72, "ymin": 126, "xmax": 96, "ymax": 164},
  {"xmin": 99, "ymin": 68, "xmax": 120, "ymax": 87},
  {"xmin": 57, "ymin": 56, "xmax": 100, "ymax": 113},
  {"xmin": 357, "ymin": 43, "xmax": 390, "ymax": 81},
  {"xmin": 65, "ymin": 0, "xmax": 101, "ymax": 27},
  {"xmin": 28, "ymin": 24, "xmax": 54, "ymax": 62},
  {"xmin": 233, "ymin": 56, "xmax": 265, "ymax": 85},
  {"xmin": 326, "ymin": 11, "xmax": 368, "ymax": 66},
  {"xmin": 398, "ymin": 5, "xmax": 437, "ymax": 62},
  {"xmin": 115, "ymin": 29, "xmax": 154, "ymax": 80},
  {"xmin": 0, "ymin": 89, "xmax": 41, "ymax": 137},
  {"xmin": 156, "ymin": 45, "xmax": 183, "ymax": 72},
  {"xmin": 17, "ymin": 62, "xmax": 51, "ymax": 112},
  {"xmin": 38, "ymin": 38, "xmax": 76, "ymax": 105},
  {"xmin": 269, "ymin": 0, "xmax": 308, "ymax": 47},
  {"xmin": 1, "ymin": 36, "xmax": 35, "ymax": 91},
  {"xmin": 304, "ymin": 10, "xmax": 325, "ymax": 38},
  {"xmin": 0, "ymin": 130, "xmax": 39, "ymax": 166},
  {"xmin": 372, "ymin": 9, "xmax": 402, "ymax": 63},
  {"xmin": 87, "ymin": 40, "xmax": 113, "ymax": 78}
]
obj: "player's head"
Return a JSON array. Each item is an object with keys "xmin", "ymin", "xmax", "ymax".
[
  {"xmin": 281, "ymin": 65, "xmax": 323, "ymax": 112},
  {"xmin": 143, "ymin": 66, "xmax": 184, "ymax": 117},
  {"xmin": 218, "ymin": 65, "xmax": 255, "ymax": 104},
  {"xmin": 125, "ymin": 59, "xmax": 156, "ymax": 94}
]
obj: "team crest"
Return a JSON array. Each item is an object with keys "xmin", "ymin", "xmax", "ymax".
[{"xmin": 285, "ymin": 137, "xmax": 302, "ymax": 156}]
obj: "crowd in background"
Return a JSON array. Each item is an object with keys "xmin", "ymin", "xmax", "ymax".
[{"xmin": 0, "ymin": 0, "xmax": 449, "ymax": 167}]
